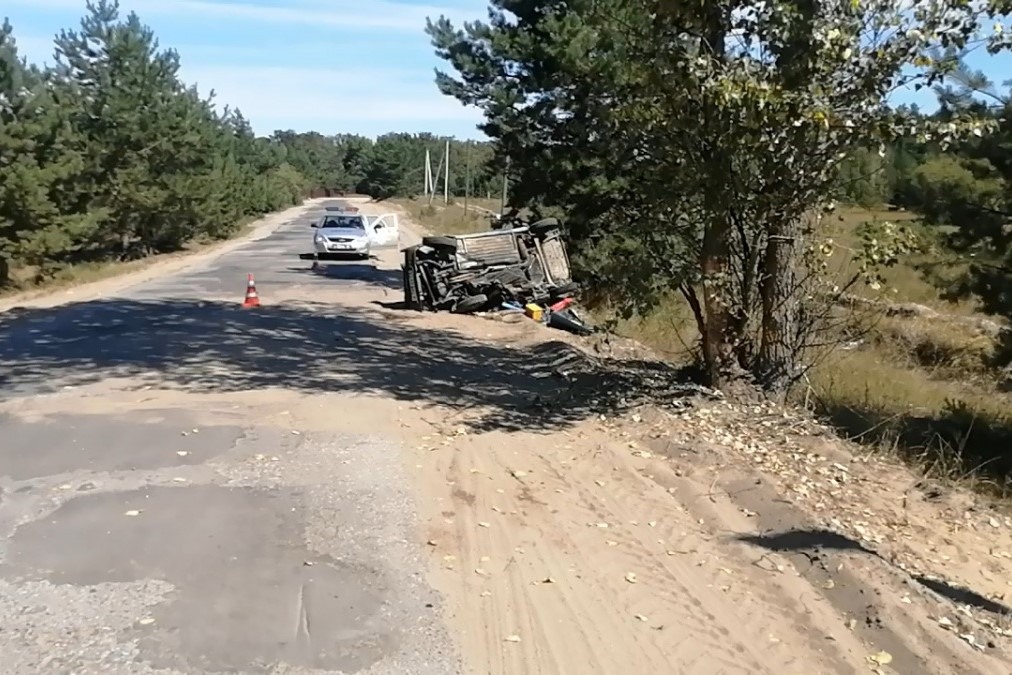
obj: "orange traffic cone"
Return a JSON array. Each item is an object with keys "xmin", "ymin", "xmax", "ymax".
[{"xmin": 242, "ymin": 273, "xmax": 261, "ymax": 308}]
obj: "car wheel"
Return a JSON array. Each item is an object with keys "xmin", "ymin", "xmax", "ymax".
[{"xmin": 452, "ymin": 294, "xmax": 488, "ymax": 314}]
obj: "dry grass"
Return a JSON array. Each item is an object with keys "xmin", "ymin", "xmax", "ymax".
[
  {"xmin": 390, "ymin": 197, "xmax": 495, "ymax": 235},
  {"xmin": 395, "ymin": 197, "xmax": 1012, "ymax": 491},
  {"xmin": 609, "ymin": 206, "xmax": 1012, "ymax": 494}
]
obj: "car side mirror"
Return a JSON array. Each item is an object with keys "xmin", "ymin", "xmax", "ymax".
[{"xmin": 310, "ymin": 222, "xmax": 318, "ymax": 228}]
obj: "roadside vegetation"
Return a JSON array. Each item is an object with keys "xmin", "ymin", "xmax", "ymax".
[
  {"xmin": 422, "ymin": 1, "xmax": 1012, "ymax": 493},
  {"xmin": 4, "ymin": 2, "xmax": 1012, "ymax": 494},
  {"xmin": 0, "ymin": 1, "xmax": 497, "ymax": 293}
]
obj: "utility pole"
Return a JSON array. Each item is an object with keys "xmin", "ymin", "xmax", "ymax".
[
  {"xmin": 424, "ymin": 149, "xmax": 432, "ymax": 197},
  {"xmin": 500, "ymin": 156, "xmax": 510, "ymax": 217},
  {"xmin": 443, "ymin": 139, "xmax": 450, "ymax": 205},
  {"xmin": 464, "ymin": 141, "xmax": 471, "ymax": 213},
  {"xmin": 428, "ymin": 148, "xmax": 445, "ymax": 207}
]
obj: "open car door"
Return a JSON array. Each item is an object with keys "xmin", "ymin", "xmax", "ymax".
[{"xmin": 366, "ymin": 213, "xmax": 399, "ymax": 247}]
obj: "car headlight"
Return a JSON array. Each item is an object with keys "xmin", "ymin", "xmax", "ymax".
[{"xmin": 314, "ymin": 233, "xmax": 326, "ymax": 243}]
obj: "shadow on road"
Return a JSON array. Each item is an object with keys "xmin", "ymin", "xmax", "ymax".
[
  {"xmin": 280, "ymin": 262, "xmax": 403, "ymax": 289},
  {"xmin": 0, "ymin": 299, "xmax": 704, "ymax": 432},
  {"xmin": 738, "ymin": 527, "xmax": 1012, "ymax": 617}
]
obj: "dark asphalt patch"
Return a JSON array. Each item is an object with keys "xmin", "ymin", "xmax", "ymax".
[
  {"xmin": 0, "ymin": 411, "xmax": 240, "ymax": 481},
  {"xmin": 2, "ymin": 485, "xmax": 394, "ymax": 673}
]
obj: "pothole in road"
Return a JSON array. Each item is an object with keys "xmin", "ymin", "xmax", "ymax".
[
  {"xmin": 1, "ymin": 485, "xmax": 393, "ymax": 673},
  {"xmin": 0, "ymin": 411, "xmax": 239, "ymax": 481}
]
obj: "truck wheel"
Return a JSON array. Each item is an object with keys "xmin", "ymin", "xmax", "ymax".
[
  {"xmin": 453, "ymin": 294, "xmax": 488, "ymax": 314},
  {"xmin": 403, "ymin": 248, "xmax": 424, "ymax": 310}
]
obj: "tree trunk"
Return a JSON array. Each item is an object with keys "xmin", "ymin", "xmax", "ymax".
[
  {"xmin": 757, "ymin": 216, "xmax": 806, "ymax": 397},
  {"xmin": 699, "ymin": 218, "xmax": 746, "ymax": 389},
  {"xmin": 0, "ymin": 256, "xmax": 9, "ymax": 287}
]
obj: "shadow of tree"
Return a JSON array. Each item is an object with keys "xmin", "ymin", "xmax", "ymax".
[
  {"xmin": 279, "ymin": 262, "xmax": 403, "ymax": 289},
  {"xmin": 0, "ymin": 298, "xmax": 708, "ymax": 432},
  {"xmin": 739, "ymin": 528, "xmax": 1011, "ymax": 617}
]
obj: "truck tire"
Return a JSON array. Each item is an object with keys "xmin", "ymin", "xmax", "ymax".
[
  {"xmin": 453, "ymin": 294, "xmax": 488, "ymax": 314},
  {"xmin": 403, "ymin": 247, "xmax": 424, "ymax": 310}
]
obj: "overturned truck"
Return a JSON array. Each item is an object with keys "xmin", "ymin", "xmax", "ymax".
[{"xmin": 401, "ymin": 218, "xmax": 579, "ymax": 314}]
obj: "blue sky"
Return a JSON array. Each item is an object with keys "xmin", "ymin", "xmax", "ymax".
[
  {"xmin": 5, "ymin": 0, "xmax": 1012, "ymax": 140},
  {"xmin": 5, "ymin": 0, "xmax": 489, "ymax": 138}
]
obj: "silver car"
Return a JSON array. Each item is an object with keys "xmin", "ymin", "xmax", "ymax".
[{"xmin": 312, "ymin": 212, "xmax": 371, "ymax": 260}]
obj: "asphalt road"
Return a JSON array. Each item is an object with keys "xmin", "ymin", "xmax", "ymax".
[{"xmin": 0, "ymin": 202, "xmax": 458, "ymax": 674}]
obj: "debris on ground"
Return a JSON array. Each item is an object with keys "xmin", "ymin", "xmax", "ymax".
[{"xmin": 400, "ymin": 216, "xmax": 597, "ymax": 334}]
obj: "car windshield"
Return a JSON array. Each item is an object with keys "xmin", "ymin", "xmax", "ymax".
[{"xmin": 321, "ymin": 216, "xmax": 364, "ymax": 230}]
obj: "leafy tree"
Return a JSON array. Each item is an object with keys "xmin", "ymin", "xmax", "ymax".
[
  {"xmin": 1, "ymin": 0, "xmax": 496, "ymax": 289},
  {"xmin": 899, "ymin": 59, "xmax": 1012, "ymax": 366},
  {"xmin": 426, "ymin": 0, "xmax": 1010, "ymax": 394},
  {"xmin": 0, "ymin": 19, "xmax": 99, "ymax": 282}
]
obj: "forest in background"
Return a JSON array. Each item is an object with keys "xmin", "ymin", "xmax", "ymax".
[
  {"xmin": 0, "ymin": 2, "xmax": 497, "ymax": 287},
  {"xmin": 3, "ymin": 2, "xmax": 1012, "ymax": 488}
]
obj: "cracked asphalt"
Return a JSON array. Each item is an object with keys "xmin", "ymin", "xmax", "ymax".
[{"xmin": 0, "ymin": 201, "xmax": 459, "ymax": 674}]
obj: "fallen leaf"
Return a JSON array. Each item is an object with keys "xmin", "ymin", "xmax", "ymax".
[
  {"xmin": 426, "ymin": 540, "xmax": 438, "ymax": 547},
  {"xmin": 634, "ymin": 614, "xmax": 648, "ymax": 622},
  {"xmin": 595, "ymin": 480, "xmax": 606, "ymax": 487},
  {"xmin": 138, "ymin": 618, "xmax": 155, "ymax": 626},
  {"xmin": 176, "ymin": 451, "xmax": 189, "ymax": 457},
  {"xmin": 503, "ymin": 635, "xmax": 522, "ymax": 643},
  {"xmin": 478, "ymin": 521, "xmax": 491, "ymax": 528},
  {"xmin": 480, "ymin": 590, "xmax": 492, "ymax": 597},
  {"xmin": 124, "ymin": 510, "xmax": 141, "ymax": 517},
  {"xmin": 867, "ymin": 651, "xmax": 892, "ymax": 666},
  {"xmin": 625, "ymin": 572, "xmax": 638, "ymax": 584},
  {"xmin": 172, "ymin": 477, "xmax": 187, "ymax": 483}
]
